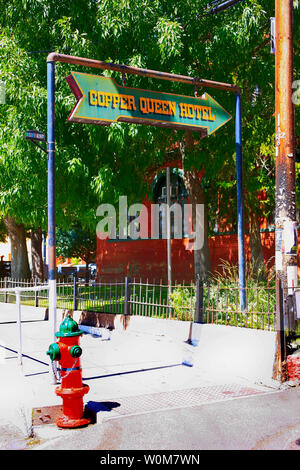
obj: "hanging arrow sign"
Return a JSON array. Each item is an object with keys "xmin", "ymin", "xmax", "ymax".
[{"xmin": 66, "ymin": 71, "xmax": 232, "ymax": 136}]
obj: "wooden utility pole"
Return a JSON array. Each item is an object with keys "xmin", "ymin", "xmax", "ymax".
[{"xmin": 274, "ymin": 0, "xmax": 297, "ymax": 379}]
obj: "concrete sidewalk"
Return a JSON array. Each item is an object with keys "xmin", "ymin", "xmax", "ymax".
[
  {"xmin": 0, "ymin": 308, "xmax": 298, "ymax": 451},
  {"xmin": 92, "ymin": 387, "xmax": 300, "ymax": 451}
]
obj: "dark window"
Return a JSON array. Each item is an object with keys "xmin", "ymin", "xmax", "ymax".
[{"xmin": 152, "ymin": 168, "xmax": 192, "ymax": 238}]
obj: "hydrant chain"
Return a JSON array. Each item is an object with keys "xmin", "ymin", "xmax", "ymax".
[
  {"xmin": 59, "ymin": 357, "xmax": 79, "ymax": 381},
  {"xmin": 51, "ymin": 360, "xmax": 61, "ymax": 382}
]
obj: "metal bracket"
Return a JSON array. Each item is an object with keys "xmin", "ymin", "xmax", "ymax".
[
  {"xmin": 28, "ymin": 138, "xmax": 48, "ymax": 154},
  {"xmin": 275, "ymin": 131, "xmax": 286, "ymax": 146}
]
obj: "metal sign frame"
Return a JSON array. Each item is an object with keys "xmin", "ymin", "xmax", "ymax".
[{"xmin": 46, "ymin": 53, "xmax": 246, "ymax": 352}]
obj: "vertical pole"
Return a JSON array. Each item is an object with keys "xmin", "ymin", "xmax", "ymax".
[
  {"xmin": 47, "ymin": 60, "xmax": 57, "ymax": 384},
  {"xmin": 73, "ymin": 273, "xmax": 78, "ymax": 311},
  {"xmin": 16, "ymin": 290, "xmax": 22, "ymax": 367},
  {"xmin": 166, "ymin": 167, "xmax": 172, "ymax": 317},
  {"xmin": 235, "ymin": 92, "xmax": 246, "ymax": 311},
  {"xmin": 194, "ymin": 278, "xmax": 204, "ymax": 324},
  {"xmin": 274, "ymin": 0, "xmax": 296, "ymax": 379},
  {"xmin": 4, "ymin": 277, "xmax": 7, "ymax": 303},
  {"xmin": 124, "ymin": 276, "xmax": 131, "ymax": 316},
  {"xmin": 275, "ymin": 0, "xmax": 297, "ymax": 293},
  {"xmin": 34, "ymin": 277, "xmax": 38, "ymax": 307},
  {"xmin": 42, "ymin": 232, "xmax": 46, "ymax": 265}
]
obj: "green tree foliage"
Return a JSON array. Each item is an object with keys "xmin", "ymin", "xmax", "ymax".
[
  {"xmin": 56, "ymin": 224, "xmax": 96, "ymax": 282},
  {"xmin": 0, "ymin": 1, "xmax": 299, "ymax": 278},
  {"xmin": 0, "ymin": 219, "xmax": 7, "ymax": 244}
]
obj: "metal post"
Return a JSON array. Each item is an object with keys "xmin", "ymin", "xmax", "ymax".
[
  {"xmin": 194, "ymin": 278, "xmax": 204, "ymax": 323},
  {"xmin": 4, "ymin": 277, "xmax": 7, "ymax": 303},
  {"xmin": 124, "ymin": 276, "xmax": 131, "ymax": 316},
  {"xmin": 47, "ymin": 60, "xmax": 57, "ymax": 384},
  {"xmin": 166, "ymin": 167, "xmax": 172, "ymax": 317},
  {"xmin": 16, "ymin": 289, "xmax": 22, "ymax": 366},
  {"xmin": 73, "ymin": 273, "xmax": 78, "ymax": 311},
  {"xmin": 235, "ymin": 93, "xmax": 246, "ymax": 311},
  {"xmin": 34, "ymin": 277, "xmax": 38, "ymax": 307},
  {"xmin": 42, "ymin": 232, "xmax": 46, "ymax": 265}
]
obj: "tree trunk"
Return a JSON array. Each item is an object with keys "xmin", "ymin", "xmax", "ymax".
[
  {"xmin": 180, "ymin": 132, "xmax": 211, "ymax": 280},
  {"xmin": 31, "ymin": 227, "xmax": 44, "ymax": 281},
  {"xmin": 248, "ymin": 208, "xmax": 265, "ymax": 277},
  {"xmin": 4, "ymin": 215, "xmax": 31, "ymax": 279}
]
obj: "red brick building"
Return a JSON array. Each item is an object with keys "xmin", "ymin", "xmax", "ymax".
[{"xmin": 96, "ymin": 164, "xmax": 300, "ymax": 282}]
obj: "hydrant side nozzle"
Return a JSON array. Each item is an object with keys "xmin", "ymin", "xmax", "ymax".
[
  {"xmin": 70, "ymin": 345, "xmax": 82, "ymax": 358},
  {"xmin": 46, "ymin": 343, "xmax": 61, "ymax": 361}
]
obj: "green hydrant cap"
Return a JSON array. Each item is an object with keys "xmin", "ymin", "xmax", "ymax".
[
  {"xmin": 70, "ymin": 345, "xmax": 82, "ymax": 358},
  {"xmin": 55, "ymin": 315, "xmax": 83, "ymax": 337},
  {"xmin": 46, "ymin": 342, "xmax": 61, "ymax": 361}
]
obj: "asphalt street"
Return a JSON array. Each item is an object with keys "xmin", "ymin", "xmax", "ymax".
[{"xmin": 0, "ymin": 307, "xmax": 299, "ymax": 452}]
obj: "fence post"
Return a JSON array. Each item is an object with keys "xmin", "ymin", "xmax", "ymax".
[
  {"xmin": 195, "ymin": 278, "xmax": 204, "ymax": 323},
  {"xmin": 4, "ymin": 277, "xmax": 8, "ymax": 303},
  {"xmin": 34, "ymin": 277, "xmax": 39, "ymax": 307},
  {"xmin": 124, "ymin": 276, "xmax": 131, "ymax": 316},
  {"xmin": 73, "ymin": 274, "xmax": 78, "ymax": 311}
]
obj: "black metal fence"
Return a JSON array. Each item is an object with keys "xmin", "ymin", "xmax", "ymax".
[{"xmin": 0, "ymin": 276, "xmax": 281, "ymax": 331}]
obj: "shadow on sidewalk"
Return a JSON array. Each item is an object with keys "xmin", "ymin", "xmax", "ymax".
[{"xmin": 82, "ymin": 363, "xmax": 182, "ymax": 381}]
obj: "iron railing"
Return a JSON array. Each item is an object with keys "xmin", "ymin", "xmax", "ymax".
[{"xmin": 0, "ymin": 276, "xmax": 282, "ymax": 331}]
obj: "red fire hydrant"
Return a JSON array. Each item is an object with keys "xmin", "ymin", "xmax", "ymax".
[{"xmin": 46, "ymin": 315, "xmax": 90, "ymax": 428}]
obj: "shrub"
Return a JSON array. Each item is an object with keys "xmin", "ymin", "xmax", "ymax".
[
  {"xmin": 169, "ymin": 260, "xmax": 277, "ymax": 329},
  {"xmin": 169, "ymin": 286, "xmax": 195, "ymax": 321}
]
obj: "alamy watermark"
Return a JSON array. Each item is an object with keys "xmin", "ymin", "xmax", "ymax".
[{"xmin": 96, "ymin": 196, "xmax": 205, "ymax": 251}]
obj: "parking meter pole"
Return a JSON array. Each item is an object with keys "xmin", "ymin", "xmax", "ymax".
[{"xmin": 47, "ymin": 59, "xmax": 57, "ymax": 384}]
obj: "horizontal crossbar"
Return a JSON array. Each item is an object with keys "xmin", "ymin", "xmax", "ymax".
[{"xmin": 47, "ymin": 53, "xmax": 241, "ymax": 95}]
